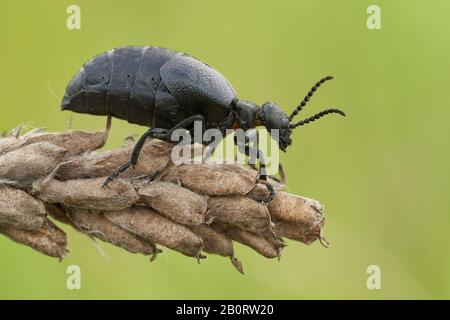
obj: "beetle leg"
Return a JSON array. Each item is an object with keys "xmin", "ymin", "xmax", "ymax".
[
  {"xmin": 248, "ymin": 162, "xmax": 285, "ymax": 184},
  {"xmin": 103, "ymin": 115, "xmax": 206, "ymax": 188},
  {"xmin": 102, "ymin": 127, "xmax": 168, "ymax": 187},
  {"xmin": 170, "ymin": 114, "xmax": 205, "ymax": 130},
  {"xmin": 203, "ymin": 112, "xmax": 234, "ymax": 162},
  {"xmin": 130, "ymin": 128, "xmax": 167, "ymax": 165},
  {"xmin": 233, "ymin": 136, "xmax": 275, "ymax": 204},
  {"xmin": 168, "ymin": 114, "xmax": 206, "ymax": 144},
  {"xmin": 101, "ymin": 161, "xmax": 132, "ymax": 187}
]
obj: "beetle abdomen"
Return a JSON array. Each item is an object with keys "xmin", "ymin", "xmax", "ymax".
[
  {"xmin": 127, "ymin": 46, "xmax": 178, "ymax": 126},
  {"xmin": 61, "ymin": 46, "xmax": 177, "ymax": 126}
]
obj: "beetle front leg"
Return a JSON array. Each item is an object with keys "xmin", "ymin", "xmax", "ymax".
[{"xmin": 233, "ymin": 136, "xmax": 275, "ymax": 204}]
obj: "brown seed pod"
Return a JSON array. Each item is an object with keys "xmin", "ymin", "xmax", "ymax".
[
  {"xmin": 104, "ymin": 206, "xmax": 204, "ymax": 258},
  {"xmin": 161, "ymin": 163, "xmax": 258, "ymax": 196},
  {"xmin": 137, "ymin": 181, "xmax": 207, "ymax": 225},
  {"xmin": 66, "ymin": 208, "xmax": 158, "ymax": 257},
  {"xmin": 274, "ymin": 219, "xmax": 324, "ymax": 245},
  {"xmin": 267, "ymin": 191, "xmax": 324, "ymax": 227},
  {"xmin": 0, "ymin": 142, "xmax": 67, "ymax": 185},
  {"xmin": 219, "ymin": 224, "xmax": 279, "ymax": 259},
  {"xmin": 0, "ymin": 127, "xmax": 44, "ymax": 155},
  {"xmin": 207, "ymin": 196, "xmax": 272, "ymax": 233},
  {"xmin": 0, "ymin": 219, "xmax": 67, "ymax": 259},
  {"xmin": 189, "ymin": 224, "xmax": 243, "ymax": 273},
  {"xmin": 22, "ymin": 130, "xmax": 108, "ymax": 158},
  {"xmin": 55, "ymin": 139, "xmax": 172, "ymax": 181},
  {"xmin": 0, "ymin": 185, "xmax": 46, "ymax": 230},
  {"xmin": 260, "ymin": 229, "xmax": 286, "ymax": 255},
  {"xmin": 45, "ymin": 203, "xmax": 73, "ymax": 225},
  {"xmin": 0, "ymin": 135, "xmax": 21, "ymax": 156},
  {"xmin": 34, "ymin": 177, "xmax": 139, "ymax": 211}
]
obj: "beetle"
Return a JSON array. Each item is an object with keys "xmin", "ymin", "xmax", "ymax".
[{"xmin": 62, "ymin": 46, "xmax": 345, "ymax": 202}]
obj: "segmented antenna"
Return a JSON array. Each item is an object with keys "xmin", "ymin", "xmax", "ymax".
[
  {"xmin": 288, "ymin": 76, "xmax": 334, "ymax": 122},
  {"xmin": 289, "ymin": 108, "xmax": 345, "ymax": 129}
]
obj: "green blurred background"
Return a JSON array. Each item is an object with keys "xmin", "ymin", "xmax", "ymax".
[{"xmin": 1, "ymin": 0, "xmax": 449, "ymax": 299}]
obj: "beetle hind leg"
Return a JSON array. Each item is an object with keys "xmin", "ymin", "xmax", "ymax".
[{"xmin": 102, "ymin": 127, "xmax": 168, "ymax": 187}]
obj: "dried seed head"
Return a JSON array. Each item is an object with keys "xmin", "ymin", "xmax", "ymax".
[
  {"xmin": 138, "ymin": 181, "xmax": 207, "ymax": 225},
  {"xmin": 268, "ymin": 191, "xmax": 324, "ymax": 227},
  {"xmin": 0, "ymin": 219, "xmax": 67, "ymax": 259},
  {"xmin": 105, "ymin": 206, "xmax": 204, "ymax": 258},
  {"xmin": 22, "ymin": 130, "xmax": 108, "ymax": 158},
  {"xmin": 0, "ymin": 185, "xmax": 46, "ymax": 230},
  {"xmin": 67, "ymin": 208, "xmax": 158, "ymax": 256},
  {"xmin": 0, "ymin": 142, "xmax": 67, "ymax": 185},
  {"xmin": 55, "ymin": 140, "xmax": 172, "ymax": 181},
  {"xmin": 162, "ymin": 163, "xmax": 258, "ymax": 196},
  {"xmin": 0, "ymin": 127, "xmax": 327, "ymax": 268},
  {"xmin": 207, "ymin": 196, "xmax": 272, "ymax": 233},
  {"xmin": 34, "ymin": 177, "xmax": 139, "ymax": 211}
]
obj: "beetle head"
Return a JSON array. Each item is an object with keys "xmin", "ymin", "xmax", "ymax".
[
  {"xmin": 259, "ymin": 76, "xmax": 347, "ymax": 151},
  {"xmin": 260, "ymin": 101, "xmax": 292, "ymax": 152},
  {"xmin": 234, "ymin": 76, "xmax": 346, "ymax": 152}
]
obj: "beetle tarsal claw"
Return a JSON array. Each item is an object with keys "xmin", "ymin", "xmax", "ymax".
[
  {"xmin": 197, "ymin": 253, "xmax": 207, "ymax": 264},
  {"xmin": 256, "ymin": 180, "xmax": 276, "ymax": 205}
]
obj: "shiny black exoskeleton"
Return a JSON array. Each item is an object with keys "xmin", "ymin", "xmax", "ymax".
[{"xmin": 62, "ymin": 46, "xmax": 345, "ymax": 201}]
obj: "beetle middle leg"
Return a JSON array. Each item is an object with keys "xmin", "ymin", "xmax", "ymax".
[
  {"xmin": 102, "ymin": 115, "xmax": 206, "ymax": 187},
  {"xmin": 233, "ymin": 135, "xmax": 275, "ymax": 204}
]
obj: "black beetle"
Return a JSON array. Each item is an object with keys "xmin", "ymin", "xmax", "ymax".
[{"xmin": 62, "ymin": 46, "xmax": 345, "ymax": 201}]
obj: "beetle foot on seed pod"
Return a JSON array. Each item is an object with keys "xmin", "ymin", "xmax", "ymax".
[{"xmin": 0, "ymin": 127, "xmax": 327, "ymax": 272}]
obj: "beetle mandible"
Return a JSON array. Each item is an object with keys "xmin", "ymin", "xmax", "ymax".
[{"xmin": 62, "ymin": 46, "xmax": 345, "ymax": 202}]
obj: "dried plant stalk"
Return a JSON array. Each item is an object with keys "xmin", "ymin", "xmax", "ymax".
[{"xmin": 0, "ymin": 127, "xmax": 327, "ymax": 272}]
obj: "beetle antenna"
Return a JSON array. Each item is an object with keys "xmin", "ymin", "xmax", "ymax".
[
  {"xmin": 289, "ymin": 108, "xmax": 345, "ymax": 129},
  {"xmin": 288, "ymin": 76, "xmax": 334, "ymax": 122}
]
